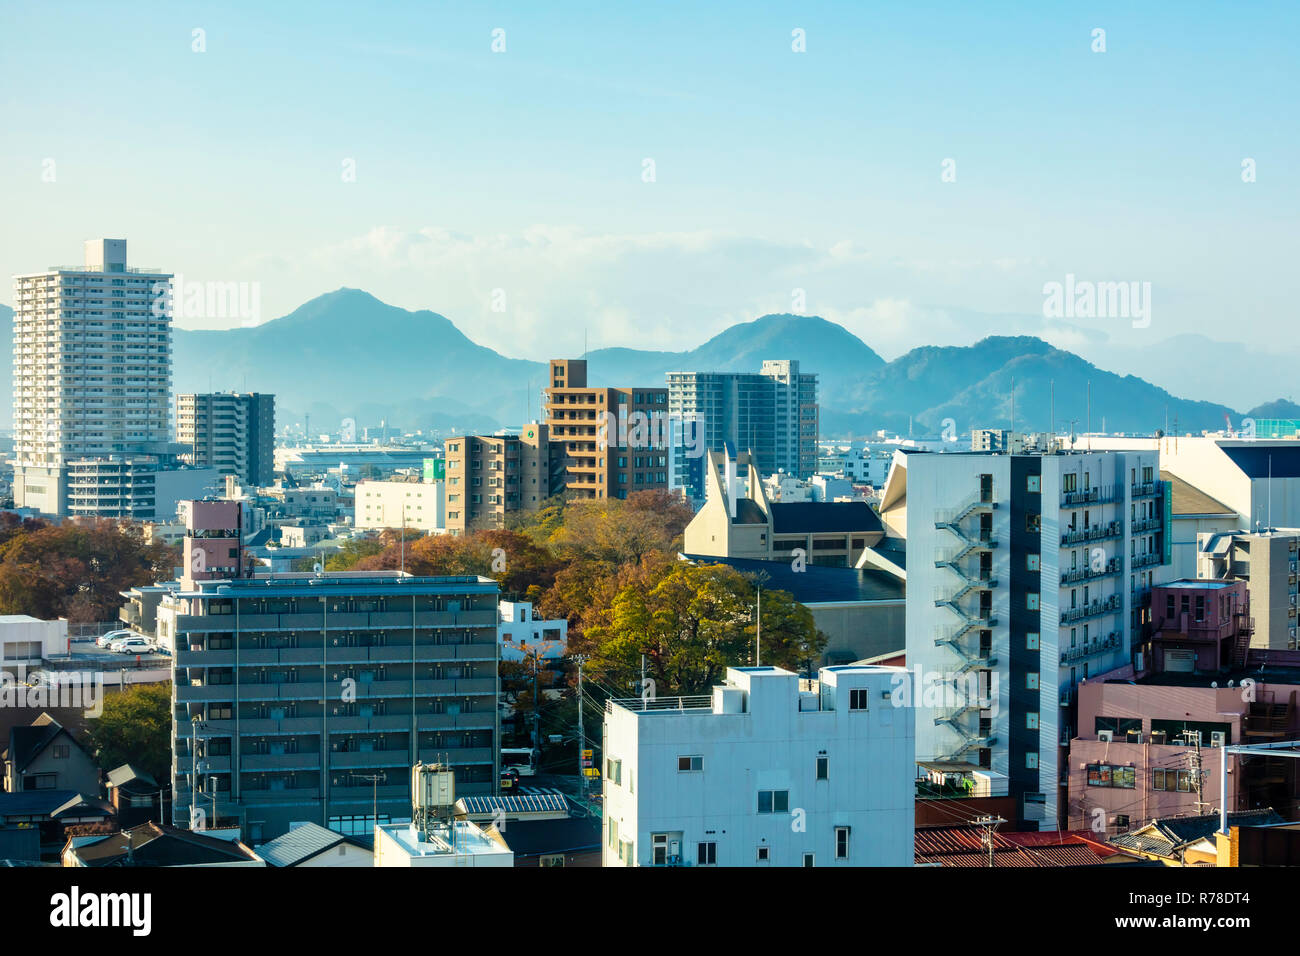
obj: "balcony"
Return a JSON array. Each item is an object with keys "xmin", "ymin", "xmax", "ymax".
[
  {"xmin": 240, "ymin": 752, "xmax": 322, "ymax": 772},
  {"xmin": 1062, "ymin": 485, "xmax": 1122, "ymax": 507},
  {"xmin": 1060, "ymin": 521, "xmax": 1124, "ymax": 547},
  {"xmin": 1059, "ymin": 594, "xmax": 1122, "ymax": 625},
  {"xmin": 328, "ymin": 750, "xmax": 414, "ymax": 771},
  {"xmin": 1060, "ymin": 558, "xmax": 1123, "ymax": 585}
]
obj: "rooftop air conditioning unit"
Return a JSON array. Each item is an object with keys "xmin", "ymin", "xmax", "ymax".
[
  {"xmin": 1098, "ymin": 730, "xmax": 1114, "ymax": 743},
  {"xmin": 1210, "ymin": 731, "xmax": 1227, "ymax": 748}
]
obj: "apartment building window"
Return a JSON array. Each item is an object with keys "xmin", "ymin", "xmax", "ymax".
[
  {"xmin": 757, "ymin": 790, "xmax": 789, "ymax": 814},
  {"xmin": 1026, "ymin": 672, "xmax": 1039, "ymax": 690},
  {"xmin": 1026, "ymin": 513, "xmax": 1041, "ymax": 533},
  {"xmin": 697, "ymin": 842, "xmax": 717, "ymax": 866},
  {"xmin": 677, "ymin": 755, "xmax": 703, "ymax": 772},
  {"xmin": 1088, "ymin": 764, "xmax": 1136, "ymax": 788},
  {"xmin": 1026, "ymin": 554, "xmax": 1040, "ymax": 572},
  {"xmin": 1026, "ymin": 593, "xmax": 1040, "ymax": 611},
  {"xmin": 835, "ymin": 827, "xmax": 850, "ymax": 860},
  {"xmin": 1152, "ymin": 769, "xmax": 1193, "ymax": 792},
  {"xmin": 849, "ymin": 688, "xmax": 869, "ymax": 710},
  {"xmin": 1026, "ymin": 632, "xmax": 1040, "ymax": 650},
  {"xmin": 756, "ymin": 846, "xmax": 770, "ymax": 862},
  {"xmin": 606, "ymin": 758, "xmax": 622, "ymax": 785},
  {"xmin": 816, "ymin": 756, "xmax": 829, "ymax": 780},
  {"xmin": 1026, "ymin": 752, "xmax": 1039, "ymax": 769},
  {"xmin": 1063, "ymin": 473, "xmax": 1077, "ymax": 493},
  {"xmin": 52, "ymin": 744, "xmax": 69, "ymax": 759},
  {"xmin": 1026, "ymin": 475, "xmax": 1041, "ymax": 493}
]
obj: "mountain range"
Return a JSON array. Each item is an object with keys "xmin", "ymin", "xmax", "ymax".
[{"xmin": 0, "ymin": 290, "xmax": 1291, "ymax": 439}]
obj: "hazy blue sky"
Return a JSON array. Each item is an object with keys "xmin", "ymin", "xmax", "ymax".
[{"xmin": 2, "ymin": 1, "xmax": 1296, "ymax": 388}]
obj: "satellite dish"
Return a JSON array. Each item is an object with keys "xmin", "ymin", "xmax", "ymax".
[{"xmin": 313, "ymin": 562, "xmax": 324, "ymax": 575}]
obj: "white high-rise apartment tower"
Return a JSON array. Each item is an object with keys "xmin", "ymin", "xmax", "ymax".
[
  {"xmin": 11, "ymin": 240, "xmax": 173, "ymax": 514},
  {"xmin": 890, "ymin": 445, "xmax": 1171, "ymax": 831}
]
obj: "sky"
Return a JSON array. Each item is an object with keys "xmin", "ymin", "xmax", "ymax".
[{"xmin": 1, "ymin": 1, "xmax": 1297, "ymax": 400}]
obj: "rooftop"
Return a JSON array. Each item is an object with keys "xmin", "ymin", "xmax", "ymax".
[
  {"xmin": 172, "ymin": 572, "xmax": 499, "ymax": 599},
  {"xmin": 1161, "ymin": 471, "xmax": 1236, "ymax": 517},
  {"xmin": 378, "ymin": 821, "xmax": 505, "ymax": 858},
  {"xmin": 680, "ymin": 554, "xmax": 905, "ymax": 604},
  {"xmin": 769, "ymin": 501, "xmax": 882, "ymax": 535},
  {"xmin": 258, "ymin": 822, "xmax": 368, "ymax": 867},
  {"xmin": 68, "ymin": 822, "xmax": 262, "ymax": 867}
]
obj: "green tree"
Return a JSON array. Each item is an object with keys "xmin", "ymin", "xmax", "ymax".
[
  {"xmin": 84, "ymin": 682, "xmax": 173, "ymax": 784},
  {"xmin": 577, "ymin": 561, "xmax": 825, "ymax": 695}
]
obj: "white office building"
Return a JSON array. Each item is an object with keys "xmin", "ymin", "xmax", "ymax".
[
  {"xmin": 888, "ymin": 446, "xmax": 1171, "ymax": 830},
  {"xmin": 497, "ymin": 600, "xmax": 567, "ymax": 662},
  {"xmin": 601, "ymin": 664, "xmax": 914, "ymax": 867},
  {"xmin": 353, "ymin": 477, "xmax": 446, "ymax": 533},
  {"xmin": 11, "ymin": 239, "xmax": 173, "ymax": 515}
]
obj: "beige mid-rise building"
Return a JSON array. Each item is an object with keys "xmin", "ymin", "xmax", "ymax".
[
  {"xmin": 443, "ymin": 425, "xmax": 553, "ymax": 535},
  {"xmin": 543, "ymin": 359, "xmax": 668, "ymax": 501}
]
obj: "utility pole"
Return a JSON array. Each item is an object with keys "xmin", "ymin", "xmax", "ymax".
[
  {"xmin": 531, "ymin": 647, "xmax": 541, "ymax": 758},
  {"xmin": 1189, "ymin": 741, "xmax": 1210, "ymax": 814},
  {"xmin": 576, "ymin": 655, "xmax": 587, "ymax": 801},
  {"xmin": 974, "ymin": 814, "xmax": 1005, "ymax": 867},
  {"xmin": 352, "ymin": 772, "xmax": 383, "ymax": 828},
  {"xmin": 755, "ymin": 586, "xmax": 762, "ymax": 667},
  {"xmin": 189, "ymin": 715, "xmax": 205, "ymax": 829}
]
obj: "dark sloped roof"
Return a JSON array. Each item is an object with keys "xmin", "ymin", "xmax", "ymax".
[
  {"xmin": 491, "ymin": 817, "xmax": 601, "ymax": 857},
  {"xmin": 770, "ymin": 501, "xmax": 882, "ymax": 535},
  {"xmin": 73, "ymin": 822, "xmax": 259, "ymax": 866},
  {"xmin": 3, "ymin": 713, "xmax": 68, "ymax": 773},
  {"xmin": 682, "ymin": 555, "xmax": 905, "ymax": 604},
  {"xmin": 258, "ymin": 822, "xmax": 363, "ymax": 866},
  {"xmin": 52, "ymin": 795, "xmax": 114, "ymax": 819},
  {"xmin": 0, "ymin": 789, "xmax": 83, "ymax": 819},
  {"xmin": 732, "ymin": 499, "xmax": 767, "ymax": 525},
  {"xmin": 1110, "ymin": 810, "xmax": 1284, "ymax": 858}
]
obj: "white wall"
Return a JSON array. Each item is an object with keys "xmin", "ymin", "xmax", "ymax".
[{"xmin": 602, "ymin": 665, "xmax": 914, "ymax": 867}]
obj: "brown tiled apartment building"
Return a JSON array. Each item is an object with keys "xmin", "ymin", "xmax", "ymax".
[
  {"xmin": 444, "ymin": 425, "xmax": 553, "ymax": 535},
  {"xmin": 543, "ymin": 359, "xmax": 669, "ymax": 501}
]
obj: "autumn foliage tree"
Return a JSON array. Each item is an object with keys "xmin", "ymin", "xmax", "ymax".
[{"xmin": 0, "ymin": 517, "xmax": 177, "ymax": 621}]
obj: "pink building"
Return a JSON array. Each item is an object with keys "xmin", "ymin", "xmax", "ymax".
[
  {"xmin": 178, "ymin": 499, "xmax": 246, "ymax": 586},
  {"xmin": 1067, "ymin": 579, "xmax": 1300, "ymax": 833}
]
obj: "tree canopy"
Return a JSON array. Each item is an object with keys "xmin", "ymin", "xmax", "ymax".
[
  {"xmin": 0, "ymin": 517, "xmax": 176, "ymax": 622},
  {"xmin": 84, "ymin": 682, "xmax": 173, "ymax": 784}
]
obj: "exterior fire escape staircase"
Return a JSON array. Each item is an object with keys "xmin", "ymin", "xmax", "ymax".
[{"xmin": 932, "ymin": 495, "xmax": 1000, "ymax": 759}]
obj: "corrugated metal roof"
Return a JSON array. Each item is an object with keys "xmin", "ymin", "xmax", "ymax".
[
  {"xmin": 258, "ymin": 822, "xmax": 349, "ymax": 867},
  {"xmin": 458, "ymin": 793, "xmax": 570, "ymax": 816}
]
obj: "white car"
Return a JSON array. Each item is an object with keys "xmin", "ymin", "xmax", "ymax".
[
  {"xmin": 111, "ymin": 636, "xmax": 152, "ymax": 654},
  {"xmin": 97, "ymin": 629, "xmax": 134, "ymax": 647}
]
